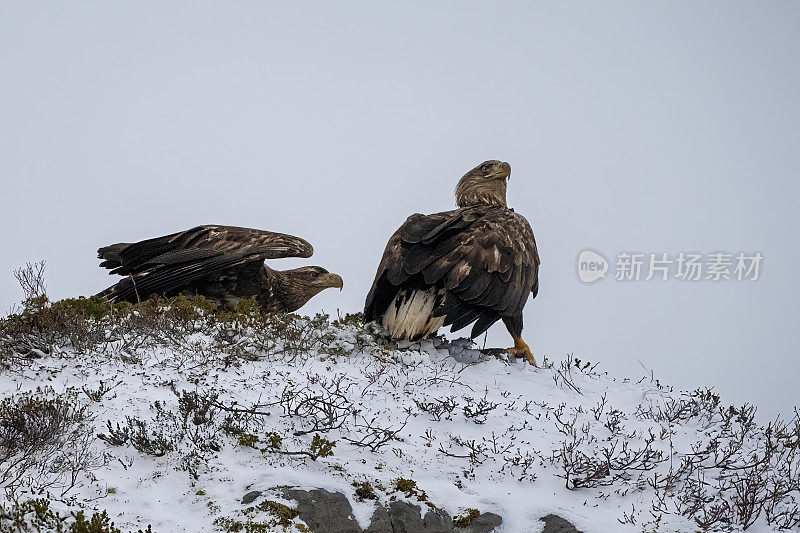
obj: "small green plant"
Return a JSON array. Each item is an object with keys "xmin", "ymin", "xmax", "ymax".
[
  {"xmin": 0, "ymin": 498, "xmax": 65, "ymax": 532},
  {"xmin": 393, "ymin": 478, "xmax": 414, "ymax": 493},
  {"xmin": 352, "ymin": 481, "xmax": 377, "ymax": 501},
  {"xmin": 234, "ymin": 298, "xmax": 262, "ymax": 320},
  {"xmin": 50, "ymin": 295, "xmax": 121, "ymax": 321},
  {"xmin": 236, "ymin": 431, "xmax": 282, "ymax": 452},
  {"xmin": 215, "ymin": 297, "xmax": 262, "ymax": 324},
  {"xmin": 253, "ymin": 501, "xmax": 299, "ymax": 528},
  {"xmin": 70, "ymin": 510, "xmax": 122, "ymax": 533},
  {"xmin": 262, "ymin": 432, "xmax": 283, "ymax": 451},
  {"xmin": 215, "ymin": 500, "xmax": 300, "ymax": 532},
  {"xmin": 163, "ymin": 294, "xmax": 218, "ymax": 321},
  {"xmin": 392, "ymin": 477, "xmax": 429, "ymax": 502},
  {"xmin": 0, "ymin": 499, "xmax": 152, "ymax": 533},
  {"xmin": 308, "ymin": 434, "xmax": 335, "ymax": 459},
  {"xmin": 259, "ymin": 431, "xmax": 283, "ymax": 452},
  {"xmin": 238, "ymin": 433, "xmax": 260, "ymax": 448},
  {"xmin": 332, "ymin": 312, "xmax": 365, "ymax": 328},
  {"xmin": 277, "ymin": 433, "xmax": 335, "ymax": 461},
  {"xmin": 453, "ymin": 508, "xmax": 480, "ymax": 528}
]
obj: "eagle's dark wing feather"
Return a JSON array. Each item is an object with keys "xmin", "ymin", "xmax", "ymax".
[
  {"xmin": 98, "ymin": 251, "xmax": 262, "ymax": 302},
  {"xmin": 364, "ymin": 205, "xmax": 539, "ymax": 338},
  {"xmin": 97, "ymin": 225, "xmax": 313, "ymax": 302},
  {"xmin": 98, "ymin": 225, "xmax": 312, "ymax": 276}
]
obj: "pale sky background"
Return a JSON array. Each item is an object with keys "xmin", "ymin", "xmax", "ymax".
[{"xmin": 1, "ymin": 2, "xmax": 798, "ymax": 419}]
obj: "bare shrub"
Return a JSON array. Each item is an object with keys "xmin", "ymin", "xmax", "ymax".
[
  {"xmin": 13, "ymin": 260, "xmax": 47, "ymax": 310},
  {"xmin": 0, "ymin": 387, "xmax": 101, "ymax": 497},
  {"xmin": 99, "ymin": 389, "xmax": 227, "ymax": 478},
  {"xmin": 665, "ymin": 405, "xmax": 800, "ymax": 530},
  {"xmin": 280, "ymin": 373, "xmax": 354, "ymax": 435},
  {"xmin": 343, "ymin": 413, "xmax": 410, "ymax": 452},
  {"xmin": 413, "ymin": 395, "xmax": 458, "ymax": 422},
  {"xmin": 462, "ymin": 391, "xmax": 499, "ymax": 424},
  {"xmin": 555, "ymin": 433, "xmax": 664, "ymax": 489},
  {"xmin": 555, "ymin": 385, "xmax": 800, "ymax": 531}
]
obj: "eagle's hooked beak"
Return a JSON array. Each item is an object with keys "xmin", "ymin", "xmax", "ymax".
[
  {"xmin": 313, "ymin": 273, "xmax": 344, "ymax": 291},
  {"xmin": 488, "ymin": 161, "xmax": 511, "ymax": 183}
]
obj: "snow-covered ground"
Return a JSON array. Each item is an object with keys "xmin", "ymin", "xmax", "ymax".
[{"xmin": 1, "ymin": 308, "xmax": 798, "ymax": 532}]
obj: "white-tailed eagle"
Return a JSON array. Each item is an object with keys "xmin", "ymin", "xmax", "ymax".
[
  {"xmin": 364, "ymin": 161, "xmax": 540, "ymax": 365},
  {"xmin": 97, "ymin": 225, "xmax": 343, "ymax": 313}
]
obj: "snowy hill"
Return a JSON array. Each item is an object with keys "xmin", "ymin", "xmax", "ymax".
[{"xmin": 0, "ymin": 296, "xmax": 798, "ymax": 532}]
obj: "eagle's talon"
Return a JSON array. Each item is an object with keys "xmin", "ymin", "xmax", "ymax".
[{"xmin": 507, "ymin": 336, "xmax": 537, "ymax": 367}]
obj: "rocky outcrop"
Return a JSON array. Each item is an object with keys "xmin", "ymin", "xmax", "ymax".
[
  {"xmin": 281, "ymin": 488, "xmax": 362, "ymax": 533},
  {"xmin": 540, "ymin": 513, "xmax": 583, "ymax": 533},
  {"xmin": 240, "ymin": 487, "xmax": 503, "ymax": 533}
]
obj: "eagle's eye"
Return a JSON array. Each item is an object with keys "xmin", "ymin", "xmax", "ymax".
[{"xmin": 481, "ymin": 164, "xmax": 491, "ymax": 174}]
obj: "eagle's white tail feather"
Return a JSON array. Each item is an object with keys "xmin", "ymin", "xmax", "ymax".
[{"xmin": 381, "ymin": 288, "xmax": 445, "ymax": 340}]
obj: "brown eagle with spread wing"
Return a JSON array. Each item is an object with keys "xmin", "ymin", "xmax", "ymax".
[
  {"xmin": 364, "ymin": 160, "xmax": 540, "ymax": 365},
  {"xmin": 97, "ymin": 225, "xmax": 343, "ymax": 313}
]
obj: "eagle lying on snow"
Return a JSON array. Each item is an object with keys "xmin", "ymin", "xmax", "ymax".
[
  {"xmin": 97, "ymin": 225, "xmax": 343, "ymax": 313},
  {"xmin": 364, "ymin": 161, "xmax": 540, "ymax": 366}
]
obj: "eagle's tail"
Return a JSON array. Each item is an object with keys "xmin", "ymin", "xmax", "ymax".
[{"xmin": 379, "ymin": 287, "xmax": 446, "ymax": 341}]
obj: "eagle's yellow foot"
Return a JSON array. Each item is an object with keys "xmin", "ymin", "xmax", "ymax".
[{"xmin": 507, "ymin": 336, "xmax": 538, "ymax": 367}]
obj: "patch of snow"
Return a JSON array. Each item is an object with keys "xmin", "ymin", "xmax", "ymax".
[{"xmin": 0, "ymin": 314, "xmax": 796, "ymax": 532}]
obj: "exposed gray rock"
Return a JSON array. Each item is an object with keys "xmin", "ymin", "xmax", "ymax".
[
  {"xmin": 363, "ymin": 503, "xmax": 391, "ymax": 533},
  {"xmin": 421, "ymin": 505, "xmax": 454, "ymax": 532},
  {"xmin": 244, "ymin": 487, "xmax": 507, "ymax": 532},
  {"xmin": 463, "ymin": 512, "xmax": 504, "ymax": 533},
  {"xmin": 241, "ymin": 490, "xmax": 261, "ymax": 505},
  {"xmin": 280, "ymin": 488, "xmax": 362, "ymax": 533},
  {"xmin": 540, "ymin": 513, "xmax": 583, "ymax": 533},
  {"xmin": 365, "ymin": 500, "xmax": 502, "ymax": 533},
  {"xmin": 387, "ymin": 500, "xmax": 427, "ymax": 532}
]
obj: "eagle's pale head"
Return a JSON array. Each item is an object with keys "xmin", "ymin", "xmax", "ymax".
[
  {"xmin": 454, "ymin": 160, "xmax": 511, "ymax": 208},
  {"xmin": 269, "ymin": 266, "xmax": 343, "ymax": 313}
]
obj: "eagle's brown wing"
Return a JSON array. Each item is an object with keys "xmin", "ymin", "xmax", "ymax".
[
  {"xmin": 97, "ymin": 225, "xmax": 313, "ymax": 302},
  {"xmin": 364, "ymin": 205, "xmax": 539, "ymax": 338}
]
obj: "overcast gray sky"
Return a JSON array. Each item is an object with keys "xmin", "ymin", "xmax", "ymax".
[{"xmin": 1, "ymin": 2, "xmax": 798, "ymax": 419}]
